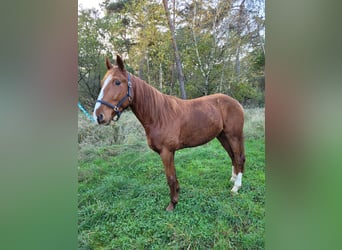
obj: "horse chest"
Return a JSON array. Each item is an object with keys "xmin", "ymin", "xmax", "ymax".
[{"xmin": 145, "ymin": 127, "xmax": 179, "ymax": 153}]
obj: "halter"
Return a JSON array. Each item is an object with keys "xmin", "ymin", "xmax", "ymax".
[{"xmin": 96, "ymin": 73, "xmax": 132, "ymax": 121}]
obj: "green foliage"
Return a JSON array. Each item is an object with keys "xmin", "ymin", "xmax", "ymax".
[
  {"xmin": 78, "ymin": 8, "xmax": 117, "ymax": 108},
  {"xmin": 78, "ymin": 109, "xmax": 265, "ymax": 249},
  {"xmin": 78, "ymin": 0, "xmax": 265, "ymax": 107}
]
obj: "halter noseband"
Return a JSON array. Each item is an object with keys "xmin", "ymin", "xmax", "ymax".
[{"xmin": 96, "ymin": 73, "xmax": 132, "ymax": 121}]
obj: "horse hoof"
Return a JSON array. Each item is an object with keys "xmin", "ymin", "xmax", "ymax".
[
  {"xmin": 166, "ymin": 203, "xmax": 175, "ymax": 211},
  {"xmin": 231, "ymin": 186, "xmax": 240, "ymax": 194}
]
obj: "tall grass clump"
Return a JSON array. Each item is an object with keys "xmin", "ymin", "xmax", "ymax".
[
  {"xmin": 78, "ymin": 110, "xmax": 147, "ymax": 162},
  {"xmin": 244, "ymin": 108, "xmax": 265, "ymax": 139}
]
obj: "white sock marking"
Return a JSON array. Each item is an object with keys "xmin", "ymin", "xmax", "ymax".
[
  {"xmin": 234, "ymin": 172, "xmax": 242, "ymax": 187},
  {"xmin": 231, "ymin": 172, "xmax": 243, "ymax": 194}
]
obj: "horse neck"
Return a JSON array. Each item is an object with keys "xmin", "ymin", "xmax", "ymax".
[
  {"xmin": 130, "ymin": 75, "xmax": 164, "ymax": 127},
  {"xmin": 131, "ymin": 76, "xmax": 157, "ymax": 127}
]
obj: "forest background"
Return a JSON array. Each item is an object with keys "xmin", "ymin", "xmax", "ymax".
[{"xmin": 78, "ymin": 0, "xmax": 265, "ymax": 109}]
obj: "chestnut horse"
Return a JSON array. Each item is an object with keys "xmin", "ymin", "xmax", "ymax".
[{"xmin": 93, "ymin": 55, "xmax": 245, "ymax": 211}]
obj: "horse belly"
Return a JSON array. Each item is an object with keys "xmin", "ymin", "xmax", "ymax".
[
  {"xmin": 179, "ymin": 110, "xmax": 222, "ymax": 148},
  {"xmin": 181, "ymin": 129, "xmax": 219, "ymax": 148}
]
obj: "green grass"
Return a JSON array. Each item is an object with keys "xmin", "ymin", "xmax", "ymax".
[{"xmin": 78, "ymin": 109, "xmax": 265, "ymax": 249}]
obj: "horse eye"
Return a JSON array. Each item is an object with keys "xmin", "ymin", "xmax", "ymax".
[{"xmin": 115, "ymin": 80, "xmax": 121, "ymax": 85}]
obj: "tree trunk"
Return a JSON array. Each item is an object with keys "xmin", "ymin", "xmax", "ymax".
[
  {"xmin": 146, "ymin": 52, "xmax": 151, "ymax": 84},
  {"xmin": 170, "ymin": 62, "xmax": 175, "ymax": 95},
  {"xmin": 235, "ymin": 41, "xmax": 241, "ymax": 76},
  {"xmin": 159, "ymin": 63, "xmax": 163, "ymax": 90},
  {"xmin": 204, "ymin": 76, "xmax": 209, "ymax": 95},
  {"xmin": 162, "ymin": 0, "xmax": 186, "ymax": 99}
]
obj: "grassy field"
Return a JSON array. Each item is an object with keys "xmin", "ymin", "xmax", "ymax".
[{"xmin": 78, "ymin": 108, "xmax": 265, "ymax": 249}]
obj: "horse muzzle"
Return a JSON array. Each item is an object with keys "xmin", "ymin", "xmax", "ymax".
[
  {"xmin": 96, "ymin": 113, "xmax": 112, "ymax": 125},
  {"xmin": 96, "ymin": 113, "xmax": 105, "ymax": 124}
]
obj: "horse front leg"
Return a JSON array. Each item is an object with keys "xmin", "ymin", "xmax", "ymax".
[{"xmin": 160, "ymin": 149, "xmax": 179, "ymax": 211}]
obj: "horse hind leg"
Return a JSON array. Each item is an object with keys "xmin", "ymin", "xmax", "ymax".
[
  {"xmin": 228, "ymin": 136, "xmax": 245, "ymax": 194},
  {"xmin": 216, "ymin": 133, "xmax": 238, "ymax": 184}
]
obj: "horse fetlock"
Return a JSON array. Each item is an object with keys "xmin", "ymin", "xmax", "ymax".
[
  {"xmin": 166, "ymin": 204, "xmax": 174, "ymax": 211},
  {"xmin": 166, "ymin": 201, "xmax": 177, "ymax": 211},
  {"xmin": 172, "ymin": 195, "xmax": 178, "ymax": 203}
]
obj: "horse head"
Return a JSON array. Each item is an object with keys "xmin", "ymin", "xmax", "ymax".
[{"xmin": 93, "ymin": 55, "xmax": 132, "ymax": 125}]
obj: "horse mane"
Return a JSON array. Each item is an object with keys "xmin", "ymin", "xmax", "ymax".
[{"xmin": 131, "ymin": 74, "xmax": 179, "ymax": 127}]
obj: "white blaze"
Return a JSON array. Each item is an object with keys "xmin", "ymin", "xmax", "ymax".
[{"xmin": 93, "ymin": 75, "xmax": 112, "ymax": 121}]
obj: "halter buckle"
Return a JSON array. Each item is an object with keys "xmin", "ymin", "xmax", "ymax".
[{"xmin": 113, "ymin": 112, "xmax": 121, "ymax": 121}]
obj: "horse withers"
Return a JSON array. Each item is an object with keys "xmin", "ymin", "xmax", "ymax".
[{"xmin": 93, "ymin": 55, "xmax": 245, "ymax": 211}]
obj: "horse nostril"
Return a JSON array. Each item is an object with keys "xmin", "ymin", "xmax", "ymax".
[{"xmin": 97, "ymin": 113, "xmax": 104, "ymax": 123}]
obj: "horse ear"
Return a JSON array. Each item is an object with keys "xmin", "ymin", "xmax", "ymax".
[
  {"xmin": 116, "ymin": 54, "xmax": 125, "ymax": 71},
  {"xmin": 106, "ymin": 57, "xmax": 113, "ymax": 70}
]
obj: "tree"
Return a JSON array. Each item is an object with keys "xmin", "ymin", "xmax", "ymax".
[
  {"xmin": 78, "ymin": 8, "xmax": 109, "ymax": 108},
  {"xmin": 162, "ymin": 0, "xmax": 187, "ymax": 99},
  {"xmin": 183, "ymin": 0, "xmax": 233, "ymax": 96}
]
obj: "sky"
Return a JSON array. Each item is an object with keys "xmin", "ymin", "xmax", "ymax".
[{"xmin": 78, "ymin": 0, "xmax": 103, "ymax": 10}]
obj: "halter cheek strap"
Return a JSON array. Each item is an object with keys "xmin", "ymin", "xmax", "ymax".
[{"xmin": 96, "ymin": 73, "xmax": 132, "ymax": 121}]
